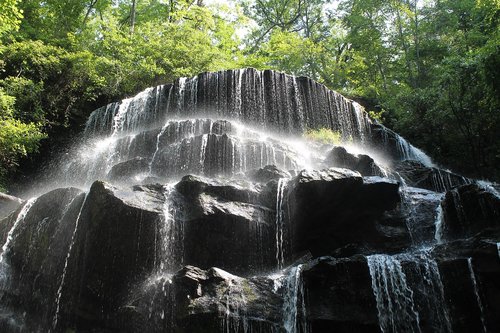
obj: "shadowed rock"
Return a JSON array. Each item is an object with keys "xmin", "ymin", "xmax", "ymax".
[
  {"xmin": 395, "ymin": 160, "xmax": 470, "ymax": 192},
  {"xmin": 440, "ymin": 184, "xmax": 500, "ymax": 241},
  {"xmin": 0, "ymin": 193, "xmax": 23, "ymax": 220},
  {"xmin": 288, "ymin": 169, "xmax": 404, "ymax": 257},
  {"xmin": 325, "ymin": 146, "xmax": 383, "ymax": 176},
  {"xmin": 175, "ymin": 175, "xmax": 276, "ymax": 274},
  {"xmin": 246, "ymin": 165, "xmax": 291, "ymax": 183}
]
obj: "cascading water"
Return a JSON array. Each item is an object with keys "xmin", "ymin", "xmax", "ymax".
[
  {"xmin": 434, "ymin": 204, "xmax": 444, "ymax": 243},
  {"xmin": 0, "ymin": 198, "xmax": 37, "ymax": 287},
  {"xmin": 282, "ymin": 265, "xmax": 307, "ymax": 333},
  {"xmin": 367, "ymin": 254, "xmax": 421, "ymax": 333},
  {"xmin": 467, "ymin": 258, "xmax": 487, "ymax": 333},
  {"xmin": 275, "ymin": 178, "xmax": 289, "ymax": 269},
  {"xmin": 2, "ymin": 68, "xmax": 498, "ymax": 333},
  {"xmin": 52, "ymin": 193, "xmax": 88, "ymax": 329},
  {"xmin": 158, "ymin": 184, "xmax": 183, "ymax": 272},
  {"xmin": 0, "ymin": 198, "xmax": 37, "ymax": 265}
]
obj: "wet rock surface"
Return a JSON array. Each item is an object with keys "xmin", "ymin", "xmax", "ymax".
[
  {"xmin": 0, "ymin": 69, "xmax": 498, "ymax": 333},
  {"xmin": 441, "ymin": 184, "xmax": 500, "ymax": 241},
  {"xmin": 0, "ymin": 193, "xmax": 23, "ymax": 220},
  {"xmin": 288, "ymin": 168, "xmax": 403, "ymax": 257},
  {"xmin": 395, "ymin": 160, "xmax": 470, "ymax": 192}
]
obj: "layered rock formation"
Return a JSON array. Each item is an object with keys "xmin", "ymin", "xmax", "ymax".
[{"xmin": 0, "ymin": 69, "xmax": 498, "ymax": 333}]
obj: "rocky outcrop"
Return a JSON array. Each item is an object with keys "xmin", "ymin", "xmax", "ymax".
[
  {"xmin": 431, "ymin": 239, "xmax": 500, "ymax": 332},
  {"xmin": 117, "ymin": 265, "xmax": 281, "ymax": 333},
  {"xmin": 325, "ymin": 146, "xmax": 383, "ymax": 176},
  {"xmin": 302, "ymin": 256, "xmax": 379, "ymax": 332},
  {"xmin": 440, "ymin": 184, "xmax": 500, "ymax": 241},
  {"xmin": 1, "ymin": 68, "xmax": 498, "ymax": 333},
  {"xmin": 395, "ymin": 160, "xmax": 470, "ymax": 192},
  {"xmin": 107, "ymin": 157, "xmax": 151, "ymax": 182},
  {"xmin": 175, "ymin": 175, "xmax": 276, "ymax": 274},
  {"xmin": 401, "ymin": 187, "xmax": 443, "ymax": 245},
  {"xmin": 246, "ymin": 165, "xmax": 290, "ymax": 183},
  {"xmin": 288, "ymin": 168, "xmax": 404, "ymax": 257},
  {"xmin": 0, "ymin": 193, "xmax": 23, "ymax": 220},
  {"xmin": 0, "ymin": 187, "xmax": 84, "ymax": 332},
  {"xmin": 55, "ymin": 181, "xmax": 163, "ymax": 331}
]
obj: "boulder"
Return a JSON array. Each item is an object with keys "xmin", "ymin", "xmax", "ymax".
[
  {"xmin": 0, "ymin": 187, "xmax": 84, "ymax": 332},
  {"xmin": 302, "ymin": 256, "xmax": 379, "ymax": 332},
  {"xmin": 118, "ymin": 265, "xmax": 281, "ymax": 333},
  {"xmin": 246, "ymin": 165, "xmax": 291, "ymax": 183},
  {"xmin": 395, "ymin": 160, "xmax": 470, "ymax": 192},
  {"xmin": 107, "ymin": 157, "xmax": 151, "ymax": 182},
  {"xmin": 0, "ymin": 193, "xmax": 23, "ymax": 220},
  {"xmin": 55, "ymin": 181, "xmax": 163, "ymax": 331},
  {"xmin": 325, "ymin": 146, "xmax": 383, "ymax": 176},
  {"xmin": 440, "ymin": 184, "xmax": 500, "ymax": 241},
  {"xmin": 175, "ymin": 175, "xmax": 276, "ymax": 274},
  {"xmin": 401, "ymin": 187, "xmax": 443, "ymax": 245},
  {"xmin": 287, "ymin": 168, "xmax": 404, "ymax": 257}
]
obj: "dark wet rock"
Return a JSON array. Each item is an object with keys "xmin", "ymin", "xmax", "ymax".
[
  {"xmin": 56, "ymin": 181, "xmax": 163, "ymax": 331},
  {"xmin": 246, "ymin": 165, "xmax": 291, "ymax": 183},
  {"xmin": 0, "ymin": 187, "xmax": 84, "ymax": 332},
  {"xmin": 325, "ymin": 146, "xmax": 383, "ymax": 176},
  {"xmin": 176, "ymin": 175, "xmax": 264, "ymax": 206},
  {"xmin": 0, "ymin": 193, "xmax": 23, "ymax": 220},
  {"xmin": 175, "ymin": 175, "xmax": 276, "ymax": 274},
  {"xmin": 429, "ymin": 239, "xmax": 500, "ymax": 332},
  {"xmin": 107, "ymin": 157, "xmax": 151, "ymax": 182},
  {"xmin": 401, "ymin": 187, "xmax": 443, "ymax": 245},
  {"xmin": 120, "ymin": 265, "xmax": 281, "ymax": 333},
  {"xmin": 439, "ymin": 257, "xmax": 500, "ymax": 333},
  {"xmin": 303, "ymin": 256, "xmax": 379, "ymax": 332},
  {"xmin": 288, "ymin": 168, "xmax": 403, "ymax": 257},
  {"xmin": 395, "ymin": 160, "xmax": 470, "ymax": 192},
  {"xmin": 440, "ymin": 184, "xmax": 500, "ymax": 241}
]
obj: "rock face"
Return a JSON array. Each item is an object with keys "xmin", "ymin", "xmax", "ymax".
[
  {"xmin": 325, "ymin": 146, "xmax": 383, "ymax": 176},
  {"xmin": 288, "ymin": 168, "xmax": 404, "ymax": 257},
  {"xmin": 395, "ymin": 160, "xmax": 470, "ymax": 192},
  {"xmin": 175, "ymin": 175, "xmax": 276, "ymax": 274},
  {"xmin": 0, "ymin": 187, "xmax": 84, "ymax": 332},
  {"xmin": 246, "ymin": 165, "xmax": 291, "ymax": 183},
  {"xmin": 0, "ymin": 193, "xmax": 23, "ymax": 220},
  {"xmin": 440, "ymin": 184, "xmax": 500, "ymax": 241},
  {"xmin": 0, "ymin": 69, "xmax": 499, "ymax": 333},
  {"xmin": 303, "ymin": 256, "xmax": 379, "ymax": 332},
  {"xmin": 55, "ymin": 181, "xmax": 163, "ymax": 330}
]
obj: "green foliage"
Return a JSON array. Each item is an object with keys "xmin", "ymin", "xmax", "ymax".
[
  {"xmin": 304, "ymin": 128, "xmax": 342, "ymax": 145},
  {"xmin": 0, "ymin": 0, "xmax": 23, "ymax": 37},
  {"xmin": 0, "ymin": 88, "xmax": 45, "ymax": 188},
  {"xmin": 0, "ymin": 0, "xmax": 498, "ymax": 189}
]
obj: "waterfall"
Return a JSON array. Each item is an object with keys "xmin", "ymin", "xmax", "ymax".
[
  {"xmin": 52, "ymin": 193, "xmax": 88, "ymax": 329},
  {"xmin": 368, "ymin": 252, "xmax": 453, "ymax": 333},
  {"xmin": 411, "ymin": 252, "xmax": 452, "ymax": 333},
  {"xmin": 0, "ymin": 198, "xmax": 37, "ymax": 289},
  {"xmin": 6, "ymin": 68, "xmax": 498, "ymax": 332},
  {"xmin": 477, "ymin": 180, "xmax": 500, "ymax": 199},
  {"xmin": 467, "ymin": 258, "xmax": 487, "ymax": 333},
  {"xmin": 275, "ymin": 178, "xmax": 289, "ymax": 269},
  {"xmin": 218, "ymin": 271, "xmax": 251, "ymax": 333},
  {"xmin": 282, "ymin": 265, "xmax": 307, "ymax": 333},
  {"xmin": 158, "ymin": 184, "xmax": 183, "ymax": 272},
  {"xmin": 0, "ymin": 198, "xmax": 37, "ymax": 265},
  {"xmin": 367, "ymin": 255, "xmax": 421, "ymax": 333},
  {"xmin": 434, "ymin": 204, "xmax": 444, "ymax": 243}
]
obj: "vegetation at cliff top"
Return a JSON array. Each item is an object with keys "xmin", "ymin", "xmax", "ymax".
[{"xmin": 0, "ymin": 0, "xmax": 499, "ymax": 190}]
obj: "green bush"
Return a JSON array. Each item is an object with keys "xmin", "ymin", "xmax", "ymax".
[{"xmin": 303, "ymin": 128, "xmax": 342, "ymax": 145}]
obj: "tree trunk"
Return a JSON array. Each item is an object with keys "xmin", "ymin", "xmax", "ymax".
[{"xmin": 130, "ymin": 0, "xmax": 137, "ymax": 35}]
